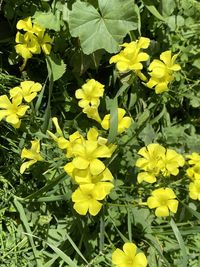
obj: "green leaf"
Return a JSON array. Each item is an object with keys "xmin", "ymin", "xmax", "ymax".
[
  {"xmin": 142, "ymin": 0, "xmax": 165, "ymax": 21},
  {"xmin": 33, "ymin": 10, "xmax": 61, "ymax": 31},
  {"xmin": 13, "ymin": 198, "xmax": 43, "ymax": 267},
  {"xmin": 108, "ymin": 97, "xmax": 118, "ymax": 143},
  {"xmin": 46, "ymin": 53, "xmax": 66, "ymax": 82},
  {"xmin": 170, "ymin": 218, "xmax": 188, "ymax": 267},
  {"xmin": 68, "ymin": 0, "xmax": 138, "ymax": 54},
  {"xmin": 161, "ymin": 0, "xmax": 176, "ymax": 16}
]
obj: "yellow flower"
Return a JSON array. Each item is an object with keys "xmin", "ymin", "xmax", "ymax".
[
  {"xmin": 82, "ymin": 105, "xmax": 102, "ymax": 123},
  {"xmin": 71, "ymin": 143, "xmax": 111, "ymax": 175},
  {"xmin": 189, "ymin": 180, "xmax": 200, "ymax": 200},
  {"xmin": 147, "ymin": 188, "xmax": 178, "ymax": 217},
  {"xmin": 146, "ymin": 50, "xmax": 181, "ymax": 94},
  {"xmin": 160, "ymin": 149, "xmax": 185, "ymax": 176},
  {"xmin": 16, "ymin": 17, "xmax": 41, "ymax": 34},
  {"xmin": 15, "ymin": 32, "xmax": 41, "ymax": 60},
  {"xmin": 75, "ymin": 79, "xmax": 104, "ymax": 109},
  {"xmin": 64, "ymin": 128, "xmax": 116, "ymax": 177},
  {"xmin": 70, "ymin": 129, "xmax": 113, "ymax": 175},
  {"xmin": 47, "ymin": 117, "xmax": 82, "ymax": 157},
  {"xmin": 109, "ymin": 37, "xmax": 150, "ymax": 73},
  {"xmin": 15, "ymin": 17, "xmax": 53, "ymax": 70},
  {"xmin": 72, "ymin": 182, "xmax": 113, "ymax": 216},
  {"xmin": 136, "ymin": 144, "xmax": 165, "ymax": 174},
  {"xmin": 101, "ymin": 108, "xmax": 132, "ymax": 134},
  {"xmin": 186, "ymin": 165, "xmax": 200, "ymax": 180},
  {"xmin": 0, "ymin": 95, "xmax": 29, "ymax": 128},
  {"xmin": 36, "ymin": 27, "xmax": 53, "ymax": 55},
  {"xmin": 10, "ymin": 81, "xmax": 42, "ymax": 103},
  {"xmin": 186, "ymin": 152, "xmax": 200, "ymax": 165},
  {"xmin": 20, "ymin": 140, "xmax": 44, "ymax": 174},
  {"xmin": 112, "ymin": 242, "xmax": 147, "ymax": 267}
]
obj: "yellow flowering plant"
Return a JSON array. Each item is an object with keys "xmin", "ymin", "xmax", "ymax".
[
  {"xmin": 20, "ymin": 140, "xmax": 44, "ymax": 174},
  {"xmin": 109, "ymin": 37, "xmax": 150, "ymax": 80},
  {"xmin": 0, "ymin": 94, "xmax": 29, "ymax": 128},
  {"xmin": 136, "ymin": 143, "xmax": 185, "ymax": 183},
  {"xmin": 101, "ymin": 108, "xmax": 132, "ymax": 134},
  {"xmin": 9, "ymin": 81, "xmax": 42, "ymax": 103},
  {"xmin": 72, "ymin": 182, "xmax": 114, "ymax": 216},
  {"xmin": 1, "ymin": 2, "xmax": 200, "ymax": 266},
  {"xmin": 146, "ymin": 50, "xmax": 181, "ymax": 94},
  {"xmin": 75, "ymin": 79, "xmax": 105, "ymax": 109},
  {"xmin": 112, "ymin": 242, "xmax": 147, "ymax": 267},
  {"xmin": 147, "ymin": 187, "xmax": 178, "ymax": 217},
  {"xmin": 189, "ymin": 180, "xmax": 200, "ymax": 200},
  {"xmin": 15, "ymin": 17, "xmax": 53, "ymax": 70}
]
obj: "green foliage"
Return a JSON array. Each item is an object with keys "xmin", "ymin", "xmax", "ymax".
[
  {"xmin": 0, "ymin": 0, "xmax": 200, "ymax": 266},
  {"xmin": 68, "ymin": 0, "xmax": 138, "ymax": 54}
]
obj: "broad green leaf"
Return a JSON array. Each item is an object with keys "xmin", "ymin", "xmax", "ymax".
[
  {"xmin": 46, "ymin": 53, "xmax": 66, "ymax": 82},
  {"xmin": 33, "ymin": 10, "xmax": 61, "ymax": 31},
  {"xmin": 69, "ymin": 0, "xmax": 138, "ymax": 54}
]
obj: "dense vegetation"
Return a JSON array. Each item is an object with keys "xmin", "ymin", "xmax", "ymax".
[{"xmin": 0, "ymin": 0, "xmax": 200, "ymax": 266}]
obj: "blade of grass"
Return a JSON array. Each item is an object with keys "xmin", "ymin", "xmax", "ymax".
[
  {"xmin": 24, "ymin": 233, "xmax": 79, "ymax": 267},
  {"xmin": 170, "ymin": 218, "xmax": 188, "ymax": 267},
  {"xmin": 13, "ymin": 197, "xmax": 43, "ymax": 267},
  {"xmin": 108, "ymin": 97, "xmax": 118, "ymax": 143}
]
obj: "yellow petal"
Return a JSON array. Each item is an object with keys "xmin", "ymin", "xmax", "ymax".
[
  {"xmin": 155, "ymin": 206, "xmax": 169, "ymax": 217},
  {"xmin": 101, "ymin": 114, "xmax": 110, "ymax": 130},
  {"xmin": 87, "ymin": 128, "xmax": 99, "ymax": 141},
  {"xmin": 155, "ymin": 83, "xmax": 169, "ymax": 94},
  {"xmin": 123, "ymin": 242, "xmax": 137, "ymax": 257},
  {"xmin": 15, "ymin": 44, "xmax": 32, "ymax": 59},
  {"xmin": 24, "ymin": 93, "xmax": 37, "ymax": 102},
  {"xmin": 138, "ymin": 37, "xmax": 150, "ymax": 49},
  {"xmin": 92, "ymin": 182, "xmax": 113, "ymax": 200},
  {"xmin": 0, "ymin": 110, "xmax": 8, "ymax": 121},
  {"xmin": 147, "ymin": 196, "xmax": 159, "ymax": 208},
  {"xmin": 160, "ymin": 50, "xmax": 172, "ymax": 65},
  {"xmin": 0, "ymin": 95, "xmax": 11, "ymax": 108},
  {"xmin": 6, "ymin": 114, "xmax": 19, "ymax": 125},
  {"xmin": 167, "ymin": 199, "xmax": 178, "ymax": 213},
  {"xmin": 112, "ymin": 248, "xmax": 127, "ymax": 265},
  {"xmin": 72, "ymin": 157, "xmax": 89, "ymax": 169},
  {"xmin": 88, "ymin": 199, "xmax": 102, "ymax": 216},
  {"xmin": 20, "ymin": 159, "xmax": 36, "ymax": 174},
  {"xmin": 73, "ymin": 202, "xmax": 89, "ymax": 215},
  {"xmin": 90, "ymin": 159, "xmax": 105, "ymax": 175},
  {"xmin": 133, "ymin": 252, "xmax": 147, "ymax": 267}
]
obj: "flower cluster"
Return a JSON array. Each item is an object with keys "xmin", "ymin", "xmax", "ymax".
[
  {"xmin": 75, "ymin": 79, "xmax": 104, "ymax": 123},
  {"xmin": 48, "ymin": 119, "xmax": 116, "ymax": 216},
  {"xmin": 146, "ymin": 51, "xmax": 181, "ymax": 94},
  {"xmin": 75, "ymin": 80, "xmax": 132, "ymax": 134},
  {"xmin": 136, "ymin": 143, "xmax": 185, "ymax": 184},
  {"xmin": 15, "ymin": 17, "xmax": 53, "ymax": 70},
  {"xmin": 109, "ymin": 37, "xmax": 150, "ymax": 81},
  {"xmin": 110, "ymin": 37, "xmax": 181, "ymax": 94},
  {"xmin": 186, "ymin": 153, "xmax": 200, "ymax": 200},
  {"xmin": 112, "ymin": 242, "xmax": 147, "ymax": 267},
  {"xmin": 0, "ymin": 81, "xmax": 42, "ymax": 128},
  {"xmin": 136, "ymin": 143, "xmax": 183, "ymax": 217}
]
